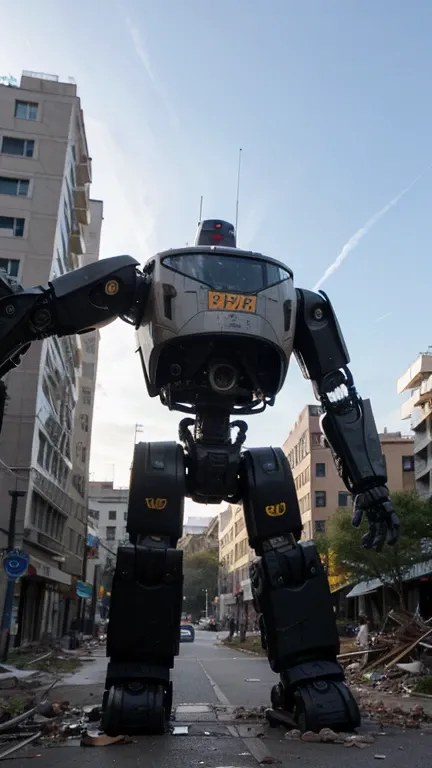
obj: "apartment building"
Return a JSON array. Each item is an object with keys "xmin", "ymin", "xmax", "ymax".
[
  {"xmin": 398, "ymin": 351, "xmax": 432, "ymax": 499},
  {"xmin": 218, "ymin": 503, "xmax": 255, "ymax": 622},
  {"xmin": 0, "ymin": 72, "xmax": 102, "ymax": 645},
  {"xmin": 283, "ymin": 404, "xmax": 415, "ymax": 539},
  {"xmin": 88, "ymin": 481, "xmax": 129, "ymax": 584},
  {"xmin": 178, "ymin": 515, "xmax": 218, "ymax": 555}
]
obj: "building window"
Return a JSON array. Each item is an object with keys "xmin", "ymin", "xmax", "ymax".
[
  {"xmin": 338, "ymin": 492, "xmax": 349, "ymax": 507},
  {"xmin": 1, "ymin": 136, "xmax": 35, "ymax": 157},
  {"xmin": 315, "ymin": 491, "xmax": 326, "ymax": 507},
  {"xmin": 316, "ymin": 462, "xmax": 326, "ymax": 477},
  {"xmin": 82, "ymin": 386, "xmax": 92, "ymax": 405},
  {"xmin": 15, "ymin": 100, "xmax": 38, "ymax": 120},
  {"xmin": 109, "ymin": 510, "xmax": 117, "ymax": 521},
  {"xmin": 124, "ymin": 511, "xmax": 127, "ymax": 520},
  {"xmin": 0, "ymin": 258, "xmax": 20, "ymax": 280},
  {"xmin": 37, "ymin": 432, "xmax": 46, "ymax": 466},
  {"xmin": 80, "ymin": 413, "xmax": 89, "ymax": 432},
  {"xmin": 0, "ymin": 177, "xmax": 30, "ymax": 197},
  {"xmin": 106, "ymin": 526, "xmax": 116, "ymax": 541},
  {"xmin": 315, "ymin": 520, "xmax": 326, "ymax": 534},
  {"xmin": 0, "ymin": 216, "xmax": 25, "ymax": 237},
  {"xmin": 311, "ymin": 432, "xmax": 322, "ymax": 447},
  {"xmin": 402, "ymin": 455, "xmax": 414, "ymax": 472}
]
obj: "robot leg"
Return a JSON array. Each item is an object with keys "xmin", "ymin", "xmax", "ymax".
[
  {"xmin": 242, "ymin": 447, "xmax": 360, "ymax": 733},
  {"xmin": 102, "ymin": 441, "xmax": 185, "ymax": 736}
]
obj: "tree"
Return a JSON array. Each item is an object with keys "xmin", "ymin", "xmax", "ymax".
[
  {"xmin": 316, "ymin": 491, "xmax": 432, "ymax": 609},
  {"xmin": 183, "ymin": 550, "xmax": 219, "ymax": 621}
]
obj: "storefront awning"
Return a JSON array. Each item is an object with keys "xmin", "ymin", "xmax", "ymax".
[
  {"xmin": 29, "ymin": 555, "xmax": 72, "ymax": 586},
  {"xmin": 346, "ymin": 580, "xmax": 381, "ymax": 599},
  {"xmin": 346, "ymin": 560, "xmax": 432, "ymax": 600}
]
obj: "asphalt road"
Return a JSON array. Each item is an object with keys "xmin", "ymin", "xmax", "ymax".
[{"xmin": 17, "ymin": 630, "xmax": 432, "ymax": 767}]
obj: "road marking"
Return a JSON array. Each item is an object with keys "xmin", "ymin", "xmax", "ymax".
[
  {"xmin": 195, "ymin": 655, "xmax": 274, "ymax": 766},
  {"xmin": 196, "ymin": 657, "xmax": 230, "ymax": 705}
]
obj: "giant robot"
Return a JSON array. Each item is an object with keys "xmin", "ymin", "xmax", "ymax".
[{"xmin": 0, "ymin": 219, "xmax": 399, "ymax": 736}]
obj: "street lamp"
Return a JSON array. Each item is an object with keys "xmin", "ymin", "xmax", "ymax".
[
  {"xmin": 0, "ymin": 490, "xmax": 26, "ymax": 662},
  {"xmin": 202, "ymin": 588, "xmax": 208, "ymax": 620}
]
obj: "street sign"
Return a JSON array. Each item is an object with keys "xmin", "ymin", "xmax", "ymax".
[
  {"xmin": 3, "ymin": 550, "xmax": 29, "ymax": 581},
  {"xmin": 76, "ymin": 581, "xmax": 93, "ymax": 599}
]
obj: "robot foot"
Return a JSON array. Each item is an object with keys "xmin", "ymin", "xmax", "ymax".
[
  {"xmin": 268, "ymin": 662, "xmax": 360, "ymax": 733},
  {"xmin": 102, "ymin": 668, "xmax": 173, "ymax": 736}
]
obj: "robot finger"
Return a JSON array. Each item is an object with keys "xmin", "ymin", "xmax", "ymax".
[
  {"xmin": 361, "ymin": 522, "xmax": 376, "ymax": 549},
  {"xmin": 386, "ymin": 512, "xmax": 400, "ymax": 547},
  {"xmin": 372, "ymin": 520, "xmax": 388, "ymax": 553}
]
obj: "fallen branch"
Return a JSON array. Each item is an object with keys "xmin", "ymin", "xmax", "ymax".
[{"xmin": 0, "ymin": 732, "xmax": 41, "ymax": 761}]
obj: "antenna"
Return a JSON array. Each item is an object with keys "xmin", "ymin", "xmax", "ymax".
[
  {"xmin": 235, "ymin": 148, "xmax": 242, "ymax": 238},
  {"xmin": 198, "ymin": 195, "xmax": 203, "ymax": 226}
]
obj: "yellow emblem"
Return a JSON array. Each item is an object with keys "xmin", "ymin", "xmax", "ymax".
[
  {"xmin": 145, "ymin": 498, "xmax": 168, "ymax": 510},
  {"xmin": 265, "ymin": 502, "xmax": 286, "ymax": 517},
  {"xmin": 105, "ymin": 280, "xmax": 119, "ymax": 296}
]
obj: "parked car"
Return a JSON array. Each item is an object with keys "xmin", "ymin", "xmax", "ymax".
[{"xmin": 180, "ymin": 623, "xmax": 195, "ymax": 643}]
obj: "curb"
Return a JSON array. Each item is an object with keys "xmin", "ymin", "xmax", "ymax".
[{"xmin": 218, "ymin": 642, "xmax": 264, "ymax": 657}]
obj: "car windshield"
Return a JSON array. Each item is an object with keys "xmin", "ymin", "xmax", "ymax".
[{"xmin": 162, "ymin": 252, "xmax": 290, "ymax": 294}]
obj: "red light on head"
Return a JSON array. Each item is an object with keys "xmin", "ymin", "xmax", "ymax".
[
  {"xmin": 215, "ymin": 222, "xmax": 222, "ymax": 229},
  {"xmin": 213, "ymin": 234, "xmax": 224, "ymax": 241}
]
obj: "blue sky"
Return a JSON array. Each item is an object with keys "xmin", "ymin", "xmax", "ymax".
[{"xmin": 1, "ymin": 1, "xmax": 431, "ymax": 516}]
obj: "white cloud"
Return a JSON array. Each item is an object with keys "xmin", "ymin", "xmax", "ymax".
[
  {"xmin": 374, "ymin": 311, "xmax": 392, "ymax": 324},
  {"xmin": 125, "ymin": 16, "xmax": 179, "ymax": 130},
  {"xmin": 313, "ymin": 164, "xmax": 432, "ymax": 292}
]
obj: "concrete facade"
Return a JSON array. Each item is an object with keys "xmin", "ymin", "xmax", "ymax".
[
  {"xmin": 282, "ymin": 404, "xmax": 415, "ymax": 539},
  {"xmin": 88, "ymin": 481, "xmax": 129, "ymax": 578},
  {"xmin": 0, "ymin": 72, "xmax": 102, "ymax": 644},
  {"xmin": 398, "ymin": 351, "xmax": 432, "ymax": 499}
]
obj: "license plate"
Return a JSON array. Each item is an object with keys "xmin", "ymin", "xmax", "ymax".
[{"xmin": 208, "ymin": 291, "xmax": 257, "ymax": 313}]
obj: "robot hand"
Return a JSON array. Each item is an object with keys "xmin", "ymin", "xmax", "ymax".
[
  {"xmin": 0, "ymin": 255, "xmax": 149, "ymax": 378},
  {"xmin": 351, "ymin": 486, "xmax": 400, "ymax": 552}
]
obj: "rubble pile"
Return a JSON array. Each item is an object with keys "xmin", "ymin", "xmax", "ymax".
[
  {"xmin": 365, "ymin": 609, "xmax": 432, "ymax": 671},
  {"xmin": 340, "ymin": 609, "xmax": 432, "ymax": 691},
  {"xmin": 285, "ymin": 728, "xmax": 377, "ymax": 748}
]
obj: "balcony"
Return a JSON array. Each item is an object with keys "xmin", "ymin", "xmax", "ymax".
[
  {"xmin": 415, "ymin": 374, "xmax": 432, "ymax": 406},
  {"xmin": 411, "ymin": 402, "xmax": 432, "ymax": 430},
  {"xmin": 401, "ymin": 392, "xmax": 418, "ymax": 420},
  {"xmin": 75, "ymin": 154, "xmax": 92, "ymax": 186},
  {"xmin": 24, "ymin": 528, "xmax": 65, "ymax": 556},
  {"xmin": 69, "ymin": 222, "xmax": 86, "ymax": 258},
  {"xmin": 397, "ymin": 353, "xmax": 432, "ymax": 394},
  {"xmin": 414, "ymin": 430, "xmax": 432, "ymax": 454},
  {"xmin": 74, "ymin": 185, "xmax": 91, "ymax": 226},
  {"xmin": 415, "ymin": 457, "xmax": 431, "ymax": 480}
]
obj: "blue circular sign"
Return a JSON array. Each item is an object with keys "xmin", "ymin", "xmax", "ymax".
[{"xmin": 3, "ymin": 550, "xmax": 29, "ymax": 580}]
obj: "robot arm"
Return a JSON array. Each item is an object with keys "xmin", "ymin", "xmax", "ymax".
[
  {"xmin": 0, "ymin": 255, "xmax": 150, "ymax": 378},
  {"xmin": 293, "ymin": 287, "xmax": 400, "ymax": 552}
]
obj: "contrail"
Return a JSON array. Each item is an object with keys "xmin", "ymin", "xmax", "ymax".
[{"xmin": 313, "ymin": 164, "xmax": 431, "ymax": 292}]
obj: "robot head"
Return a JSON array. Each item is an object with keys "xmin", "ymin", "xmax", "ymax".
[{"xmin": 194, "ymin": 219, "xmax": 236, "ymax": 248}]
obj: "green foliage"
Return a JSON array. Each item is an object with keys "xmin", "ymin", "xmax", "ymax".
[
  {"xmin": 319, "ymin": 491, "xmax": 432, "ymax": 604},
  {"xmin": 415, "ymin": 676, "xmax": 432, "ymax": 695},
  {"xmin": 183, "ymin": 549, "xmax": 219, "ymax": 621}
]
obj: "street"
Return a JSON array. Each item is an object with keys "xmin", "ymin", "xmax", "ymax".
[{"xmin": 18, "ymin": 630, "xmax": 432, "ymax": 767}]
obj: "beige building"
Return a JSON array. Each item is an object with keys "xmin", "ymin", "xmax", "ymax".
[
  {"xmin": 178, "ymin": 515, "xmax": 219, "ymax": 555},
  {"xmin": 398, "ymin": 351, "xmax": 432, "ymax": 499},
  {"xmin": 282, "ymin": 404, "xmax": 415, "ymax": 540},
  {"xmin": 219, "ymin": 502, "xmax": 255, "ymax": 620},
  {"xmin": 0, "ymin": 72, "xmax": 102, "ymax": 644}
]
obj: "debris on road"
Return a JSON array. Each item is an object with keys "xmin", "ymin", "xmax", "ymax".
[
  {"xmin": 0, "ymin": 731, "xmax": 41, "ymax": 761},
  {"xmin": 285, "ymin": 727, "xmax": 376, "ymax": 748},
  {"xmin": 80, "ymin": 730, "xmax": 130, "ymax": 746},
  {"xmin": 234, "ymin": 706, "xmax": 267, "ymax": 720},
  {"xmin": 172, "ymin": 726, "xmax": 189, "ymax": 735}
]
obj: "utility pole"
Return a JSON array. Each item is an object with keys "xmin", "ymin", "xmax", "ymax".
[{"xmin": 0, "ymin": 490, "xmax": 26, "ymax": 662}]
